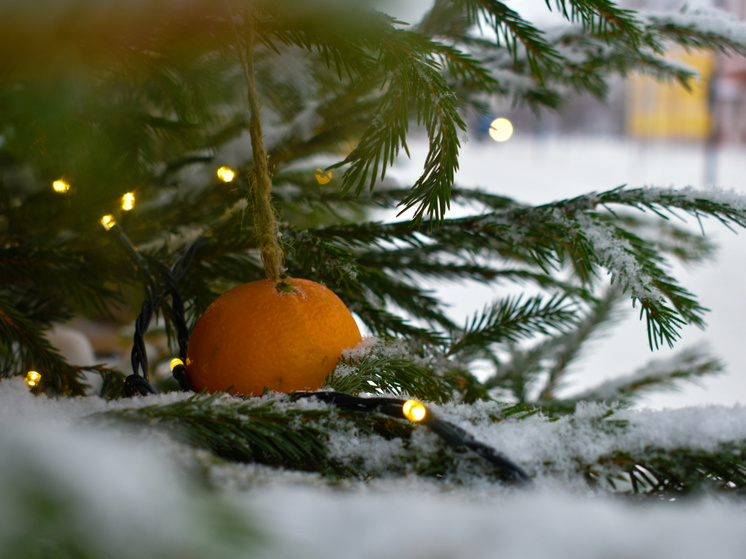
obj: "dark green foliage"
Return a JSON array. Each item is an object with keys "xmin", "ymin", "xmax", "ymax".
[
  {"xmin": 591, "ymin": 445, "xmax": 746, "ymax": 497},
  {"xmin": 93, "ymin": 393, "xmax": 746, "ymax": 496}
]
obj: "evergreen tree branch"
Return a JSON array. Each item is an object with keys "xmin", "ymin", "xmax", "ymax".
[
  {"xmin": 448, "ymin": 294, "xmax": 580, "ymax": 357},
  {"xmin": 571, "ymin": 344, "xmax": 723, "ymax": 405},
  {"xmin": 331, "ymin": 30, "xmax": 466, "ymax": 224},
  {"xmin": 0, "ymin": 293, "xmax": 88, "ymax": 394},
  {"xmin": 536, "ymin": 284, "xmax": 625, "ymax": 402},
  {"xmin": 595, "ymin": 445, "xmax": 746, "ymax": 496},
  {"xmin": 455, "ymin": 0, "xmax": 564, "ymax": 79},
  {"xmin": 645, "ymin": 9, "xmax": 746, "ymax": 57},
  {"xmin": 328, "ymin": 351, "xmax": 452, "ymax": 403}
]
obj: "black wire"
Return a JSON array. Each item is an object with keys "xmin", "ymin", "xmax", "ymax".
[
  {"xmin": 293, "ymin": 391, "xmax": 532, "ymax": 485},
  {"xmin": 106, "ymin": 222, "xmax": 202, "ymax": 396}
]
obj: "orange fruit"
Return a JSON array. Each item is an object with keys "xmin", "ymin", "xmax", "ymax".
[{"xmin": 185, "ymin": 278, "xmax": 362, "ymax": 396}]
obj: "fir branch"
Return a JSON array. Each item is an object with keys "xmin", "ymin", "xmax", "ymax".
[
  {"xmin": 596, "ymin": 445, "xmax": 746, "ymax": 496},
  {"xmin": 483, "ymin": 284, "xmax": 626, "ymax": 404},
  {"xmin": 328, "ymin": 353, "xmax": 452, "ymax": 403},
  {"xmin": 537, "ymin": 285, "xmax": 624, "ymax": 401},
  {"xmin": 571, "ymin": 344, "xmax": 722, "ymax": 405},
  {"xmin": 416, "ymin": 0, "xmax": 473, "ymax": 39},
  {"xmin": 257, "ymin": 0, "xmax": 384, "ymax": 79},
  {"xmin": 456, "ymin": 0, "xmax": 564, "ymax": 78},
  {"xmin": 0, "ymin": 293, "xmax": 88, "ymax": 394},
  {"xmin": 97, "ymin": 393, "xmax": 337, "ymax": 472},
  {"xmin": 448, "ymin": 294, "xmax": 580, "ymax": 357},
  {"xmin": 348, "ymin": 297, "xmax": 446, "ymax": 346},
  {"xmin": 353, "ymin": 268, "xmax": 458, "ymax": 333},
  {"xmin": 332, "ymin": 30, "xmax": 466, "ymax": 224},
  {"xmin": 645, "ymin": 9, "xmax": 746, "ymax": 57},
  {"xmin": 552, "ymin": 0, "xmax": 647, "ymax": 40},
  {"xmin": 594, "ymin": 186, "xmax": 746, "ymax": 229}
]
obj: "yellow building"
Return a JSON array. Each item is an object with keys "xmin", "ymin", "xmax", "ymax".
[{"xmin": 627, "ymin": 49, "xmax": 715, "ymax": 140}]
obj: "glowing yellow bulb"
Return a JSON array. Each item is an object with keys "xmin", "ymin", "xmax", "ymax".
[
  {"xmin": 121, "ymin": 192, "xmax": 135, "ymax": 211},
  {"xmin": 315, "ymin": 168, "xmax": 332, "ymax": 185},
  {"xmin": 101, "ymin": 214, "xmax": 116, "ymax": 230},
  {"xmin": 488, "ymin": 117, "xmax": 514, "ymax": 142},
  {"xmin": 53, "ymin": 179, "xmax": 70, "ymax": 193},
  {"xmin": 217, "ymin": 166, "xmax": 235, "ymax": 183},
  {"xmin": 169, "ymin": 358, "xmax": 184, "ymax": 371},
  {"xmin": 402, "ymin": 399, "xmax": 427, "ymax": 422},
  {"xmin": 25, "ymin": 370, "xmax": 42, "ymax": 387}
]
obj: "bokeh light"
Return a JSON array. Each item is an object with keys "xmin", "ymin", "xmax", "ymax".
[{"xmin": 488, "ymin": 117, "xmax": 514, "ymax": 142}]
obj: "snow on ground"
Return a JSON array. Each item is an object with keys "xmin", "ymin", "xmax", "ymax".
[{"xmin": 386, "ymin": 134, "xmax": 746, "ymax": 410}]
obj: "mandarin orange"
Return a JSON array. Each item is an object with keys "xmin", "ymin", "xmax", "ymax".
[{"xmin": 185, "ymin": 278, "xmax": 362, "ymax": 396}]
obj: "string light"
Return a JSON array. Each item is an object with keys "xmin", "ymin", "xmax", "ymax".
[
  {"xmin": 101, "ymin": 214, "xmax": 116, "ymax": 230},
  {"xmin": 169, "ymin": 358, "xmax": 184, "ymax": 371},
  {"xmin": 315, "ymin": 168, "xmax": 332, "ymax": 185},
  {"xmin": 402, "ymin": 399, "xmax": 427, "ymax": 422},
  {"xmin": 52, "ymin": 179, "xmax": 70, "ymax": 193},
  {"xmin": 488, "ymin": 117, "xmax": 514, "ymax": 142},
  {"xmin": 121, "ymin": 192, "xmax": 135, "ymax": 211},
  {"xmin": 217, "ymin": 166, "xmax": 235, "ymax": 183},
  {"xmin": 25, "ymin": 370, "xmax": 42, "ymax": 387}
]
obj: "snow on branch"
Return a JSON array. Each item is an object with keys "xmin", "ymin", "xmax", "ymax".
[
  {"xmin": 570, "ymin": 343, "xmax": 723, "ymax": 404},
  {"xmin": 644, "ymin": 7, "xmax": 746, "ymax": 56}
]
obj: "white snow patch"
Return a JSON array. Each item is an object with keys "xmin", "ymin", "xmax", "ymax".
[{"xmin": 250, "ymin": 484, "xmax": 746, "ymax": 559}]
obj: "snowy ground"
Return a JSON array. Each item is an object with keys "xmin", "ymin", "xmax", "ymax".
[
  {"xmin": 5, "ymin": 136, "xmax": 746, "ymax": 559},
  {"xmin": 387, "ymin": 134, "xmax": 746, "ymax": 410}
]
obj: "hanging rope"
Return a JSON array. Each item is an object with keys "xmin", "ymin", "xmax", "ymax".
[{"xmin": 232, "ymin": 7, "xmax": 284, "ymax": 280}]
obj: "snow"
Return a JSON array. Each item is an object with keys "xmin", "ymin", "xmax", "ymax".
[
  {"xmin": 645, "ymin": 7, "xmax": 746, "ymax": 46},
  {"xmin": 251, "ymin": 485, "xmax": 746, "ymax": 559},
  {"xmin": 3, "ymin": 377, "xmax": 746, "ymax": 559},
  {"xmin": 0, "ymin": 387, "xmax": 255, "ymax": 559}
]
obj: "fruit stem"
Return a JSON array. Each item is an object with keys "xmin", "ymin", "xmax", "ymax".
[
  {"xmin": 234, "ymin": 7, "xmax": 283, "ymax": 281},
  {"xmin": 275, "ymin": 279, "xmax": 298, "ymax": 294}
]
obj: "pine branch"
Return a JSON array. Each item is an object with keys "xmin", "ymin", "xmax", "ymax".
[
  {"xmin": 456, "ymin": 0, "xmax": 564, "ymax": 79},
  {"xmin": 328, "ymin": 349, "xmax": 452, "ymax": 403},
  {"xmin": 551, "ymin": 0, "xmax": 646, "ymax": 38},
  {"xmin": 572, "ymin": 344, "xmax": 723, "ymax": 405},
  {"xmin": 0, "ymin": 293, "xmax": 88, "ymax": 394},
  {"xmin": 645, "ymin": 9, "xmax": 746, "ymax": 57},
  {"xmin": 449, "ymin": 294, "xmax": 580, "ymax": 357},
  {"xmin": 331, "ymin": 32, "xmax": 466, "ymax": 224},
  {"xmin": 97, "ymin": 393, "xmax": 338, "ymax": 472},
  {"xmin": 596, "ymin": 445, "xmax": 746, "ymax": 496}
]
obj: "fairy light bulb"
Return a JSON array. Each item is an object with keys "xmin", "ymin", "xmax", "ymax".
[
  {"xmin": 315, "ymin": 168, "xmax": 332, "ymax": 185},
  {"xmin": 25, "ymin": 370, "xmax": 42, "ymax": 387},
  {"xmin": 402, "ymin": 399, "xmax": 427, "ymax": 422},
  {"xmin": 488, "ymin": 117, "xmax": 514, "ymax": 142},
  {"xmin": 52, "ymin": 179, "xmax": 70, "ymax": 193},
  {"xmin": 217, "ymin": 166, "xmax": 235, "ymax": 183},
  {"xmin": 169, "ymin": 358, "xmax": 184, "ymax": 371},
  {"xmin": 121, "ymin": 192, "xmax": 135, "ymax": 211},
  {"xmin": 101, "ymin": 214, "xmax": 116, "ymax": 230}
]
